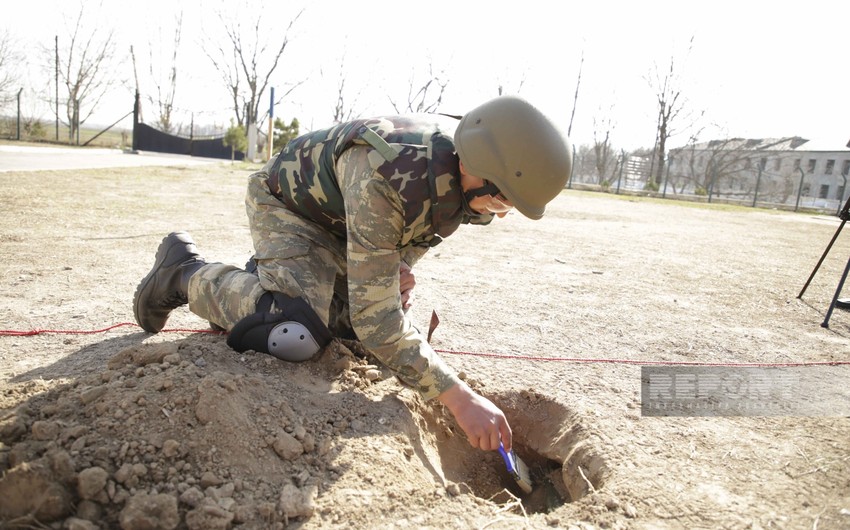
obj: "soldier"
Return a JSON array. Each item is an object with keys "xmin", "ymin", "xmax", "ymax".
[{"xmin": 133, "ymin": 95, "xmax": 572, "ymax": 453}]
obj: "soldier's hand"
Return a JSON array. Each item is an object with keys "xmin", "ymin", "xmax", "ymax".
[
  {"xmin": 399, "ymin": 261, "xmax": 416, "ymax": 311},
  {"xmin": 438, "ymin": 382, "xmax": 512, "ymax": 452}
]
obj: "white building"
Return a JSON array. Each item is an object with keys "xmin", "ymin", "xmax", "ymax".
[{"xmin": 667, "ymin": 138, "xmax": 850, "ymax": 212}]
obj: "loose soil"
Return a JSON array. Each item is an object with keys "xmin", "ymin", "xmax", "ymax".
[{"xmin": 0, "ymin": 162, "xmax": 848, "ymax": 529}]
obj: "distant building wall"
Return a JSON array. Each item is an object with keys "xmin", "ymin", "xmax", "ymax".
[{"xmin": 667, "ymin": 138, "xmax": 850, "ymax": 210}]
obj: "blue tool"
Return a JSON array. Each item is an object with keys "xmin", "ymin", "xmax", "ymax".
[{"xmin": 498, "ymin": 442, "xmax": 533, "ymax": 494}]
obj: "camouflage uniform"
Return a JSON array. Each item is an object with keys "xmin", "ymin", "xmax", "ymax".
[{"xmin": 188, "ymin": 116, "xmax": 494, "ymax": 400}]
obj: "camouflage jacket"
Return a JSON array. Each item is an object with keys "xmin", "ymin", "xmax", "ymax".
[{"xmin": 264, "ymin": 115, "xmax": 493, "ymax": 399}]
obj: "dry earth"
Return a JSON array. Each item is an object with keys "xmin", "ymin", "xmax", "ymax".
[{"xmin": 0, "ymin": 161, "xmax": 849, "ymax": 529}]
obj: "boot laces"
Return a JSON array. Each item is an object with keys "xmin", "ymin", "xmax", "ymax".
[{"xmin": 159, "ymin": 291, "xmax": 188, "ymax": 309}]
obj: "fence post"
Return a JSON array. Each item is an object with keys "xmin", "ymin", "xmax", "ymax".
[
  {"xmin": 268, "ymin": 86, "xmax": 275, "ymax": 161},
  {"xmin": 795, "ymin": 167, "xmax": 805, "ymax": 212},
  {"xmin": 567, "ymin": 144, "xmax": 576, "ymax": 189},
  {"xmin": 55, "ymin": 35, "xmax": 59, "ymax": 142},
  {"xmin": 662, "ymin": 156, "xmax": 672, "ymax": 198},
  {"xmin": 132, "ymin": 91, "xmax": 140, "ymax": 152},
  {"xmin": 16, "ymin": 88, "xmax": 22, "ymax": 140},
  {"xmin": 708, "ymin": 164, "xmax": 716, "ymax": 203},
  {"xmin": 752, "ymin": 164, "xmax": 763, "ymax": 208},
  {"xmin": 616, "ymin": 150, "xmax": 625, "ymax": 194}
]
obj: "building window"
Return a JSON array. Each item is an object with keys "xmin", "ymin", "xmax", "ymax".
[
  {"xmin": 838, "ymin": 184, "xmax": 846, "ymax": 200},
  {"xmin": 807, "ymin": 159, "xmax": 817, "ymax": 173},
  {"xmin": 774, "ymin": 158, "xmax": 781, "ymax": 171},
  {"xmin": 842, "ymin": 160, "xmax": 850, "ymax": 176},
  {"xmin": 819, "ymin": 184, "xmax": 830, "ymax": 199},
  {"xmin": 744, "ymin": 158, "xmax": 752, "ymax": 169},
  {"xmin": 826, "ymin": 160, "xmax": 835, "ymax": 174},
  {"xmin": 794, "ymin": 159, "xmax": 801, "ymax": 171}
]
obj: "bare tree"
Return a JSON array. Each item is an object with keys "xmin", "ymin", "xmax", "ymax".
[
  {"xmin": 332, "ymin": 75, "xmax": 358, "ymax": 125},
  {"xmin": 646, "ymin": 36, "xmax": 697, "ymax": 188},
  {"xmin": 496, "ymin": 72, "xmax": 527, "ymax": 98},
  {"xmin": 203, "ymin": 5, "xmax": 304, "ymax": 141},
  {"xmin": 45, "ymin": 4, "xmax": 117, "ymax": 144},
  {"xmin": 676, "ymin": 138, "xmax": 747, "ymax": 195},
  {"xmin": 591, "ymin": 103, "xmax": 617, "ymax": 185},
  {"xmin": 567, "ymin": 49, "xmax": 584, "ymax": 137},
  {"xmin": 669, "ymin": 137, "xmax": 800, "ymax": 204},
  {"xmin": 329, "ymin": 53, "xmax": 360, "ymax": 124},
  {"xmin": 140, "ymin": 12, "xmax": 183, "ymax": 134},
  {"xmin": 16, "ymin": 88, "xmax": 49, "ymax": 139},
  {"xmin": 0, "ymin": 29, "xmax": 22, "ymax": 110},
  {"xmin": 571, "ymin": 144, "xmax": 595, "ymax": 183},
  {"xmin": 389, "ymin": 63, "xmax": 448, "ymax": 114}
]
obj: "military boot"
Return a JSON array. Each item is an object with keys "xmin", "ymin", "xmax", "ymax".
[{"xmin": 134, "ymin": 231, "xmax": 207, "ymax": 333}]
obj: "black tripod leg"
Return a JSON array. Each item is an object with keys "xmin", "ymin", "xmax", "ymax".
[
  {"xmin": 821, "ymin": 254, "xmax": 850, "ymax": 328},
  {"xmin": 799, "ymin": 219, "xmax": 846, "ymax": 299}
]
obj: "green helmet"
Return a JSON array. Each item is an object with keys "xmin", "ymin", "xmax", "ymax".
[{"xmin": 454, "ymin": 95, "xmax": 573, "ymax": 220}]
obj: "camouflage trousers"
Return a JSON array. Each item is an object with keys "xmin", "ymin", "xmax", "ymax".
[{"xmin": 187, "ymin": 171, "xmax": 352, "ymax": 335}]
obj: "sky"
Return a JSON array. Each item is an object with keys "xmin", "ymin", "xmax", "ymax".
[{"xmin": 4, "ymin": 0, "xmax": 849, "ymax": 151}]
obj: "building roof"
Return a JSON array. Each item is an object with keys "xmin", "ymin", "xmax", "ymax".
[
  {"xmin": 793, "ymin": 138, "xmax": 850, "ymax": 152},
  {"xmin": 679, "ymin": 137, "xmax": 850, "ymax": 153}
]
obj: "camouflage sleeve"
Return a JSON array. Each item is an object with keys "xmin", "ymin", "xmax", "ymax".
[
  {"xmin": 339, "ymin": 147, "xmax": 461, "ymax": 400},
  {"xmin": 400, "ymin": 245, "xmax": 429, "ymax": 269}
]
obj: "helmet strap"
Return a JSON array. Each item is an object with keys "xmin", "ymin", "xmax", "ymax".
[
  {"xmin": 463, "ymin": 181, "xmax": 501, "ymax": 202},
  {"xmin": 461, "ymin": 183, "xmax": 498, "ymax": 223}
]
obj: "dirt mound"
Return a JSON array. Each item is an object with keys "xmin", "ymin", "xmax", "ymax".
[
  {"xmin": 6, "ymin": 167, "xmax": 849, "ymax": 529},
  {"xmin": 0, "ymin": 334, "xmax": 611, "ymax": 529}
]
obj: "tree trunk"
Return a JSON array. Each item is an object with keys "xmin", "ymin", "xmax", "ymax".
[{"xmin": 656, "ymin": 121, "xmax": 668, "ymax": 187}]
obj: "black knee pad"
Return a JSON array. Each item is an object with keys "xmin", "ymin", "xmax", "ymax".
[{"xmin": 227, "ymin": 292, "xmax": 332, "ymax": 361}]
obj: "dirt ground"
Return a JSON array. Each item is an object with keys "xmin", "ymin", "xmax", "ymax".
[{"xmin": 1, "ymin": 161, "xmax": 849, "ymax": 530}]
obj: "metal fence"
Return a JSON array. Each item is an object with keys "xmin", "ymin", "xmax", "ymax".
[{"xmin": 568, "ymin": 153, "xmax": 848, "ymax": 216}]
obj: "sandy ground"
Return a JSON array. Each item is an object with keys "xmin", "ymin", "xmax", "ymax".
[{"xmin": 1, "ymin": 161, "xmax": 849, "ymax": 529}]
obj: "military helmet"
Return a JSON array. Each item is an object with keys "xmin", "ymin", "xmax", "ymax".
[{"xmin": 454, "ymin": 95, "xmax": 573, "ymax": 220}]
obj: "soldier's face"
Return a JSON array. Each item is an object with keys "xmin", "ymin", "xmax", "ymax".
[
  {"xmin": 459, "ymin": 164, "xmax": 514, "ymax": 218},
  {"xmin": 476, "ymin": 188, "xmax": 513, "ymax": 217}
]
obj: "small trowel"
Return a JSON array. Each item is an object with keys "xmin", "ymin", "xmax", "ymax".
[{"xmin": 498, "ymin": 443, "xmax": 533, "ymax": 494}]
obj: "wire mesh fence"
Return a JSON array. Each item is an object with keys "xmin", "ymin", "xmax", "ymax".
[{"xmin": 569, "ymin": 150, "xmax": 849, "ymax": 216}]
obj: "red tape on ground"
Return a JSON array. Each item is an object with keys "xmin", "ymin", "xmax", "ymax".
[
  {"xmin": 0, "ymin": 322, "xmax": 224, "ymax": 336},
  {"xmin": 1, "ymin": 323, "xmax": 848, "ymax": 367},
  {"xmin": 434, "ymin": 349, "xmax": 850, "ymax": 367}
]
